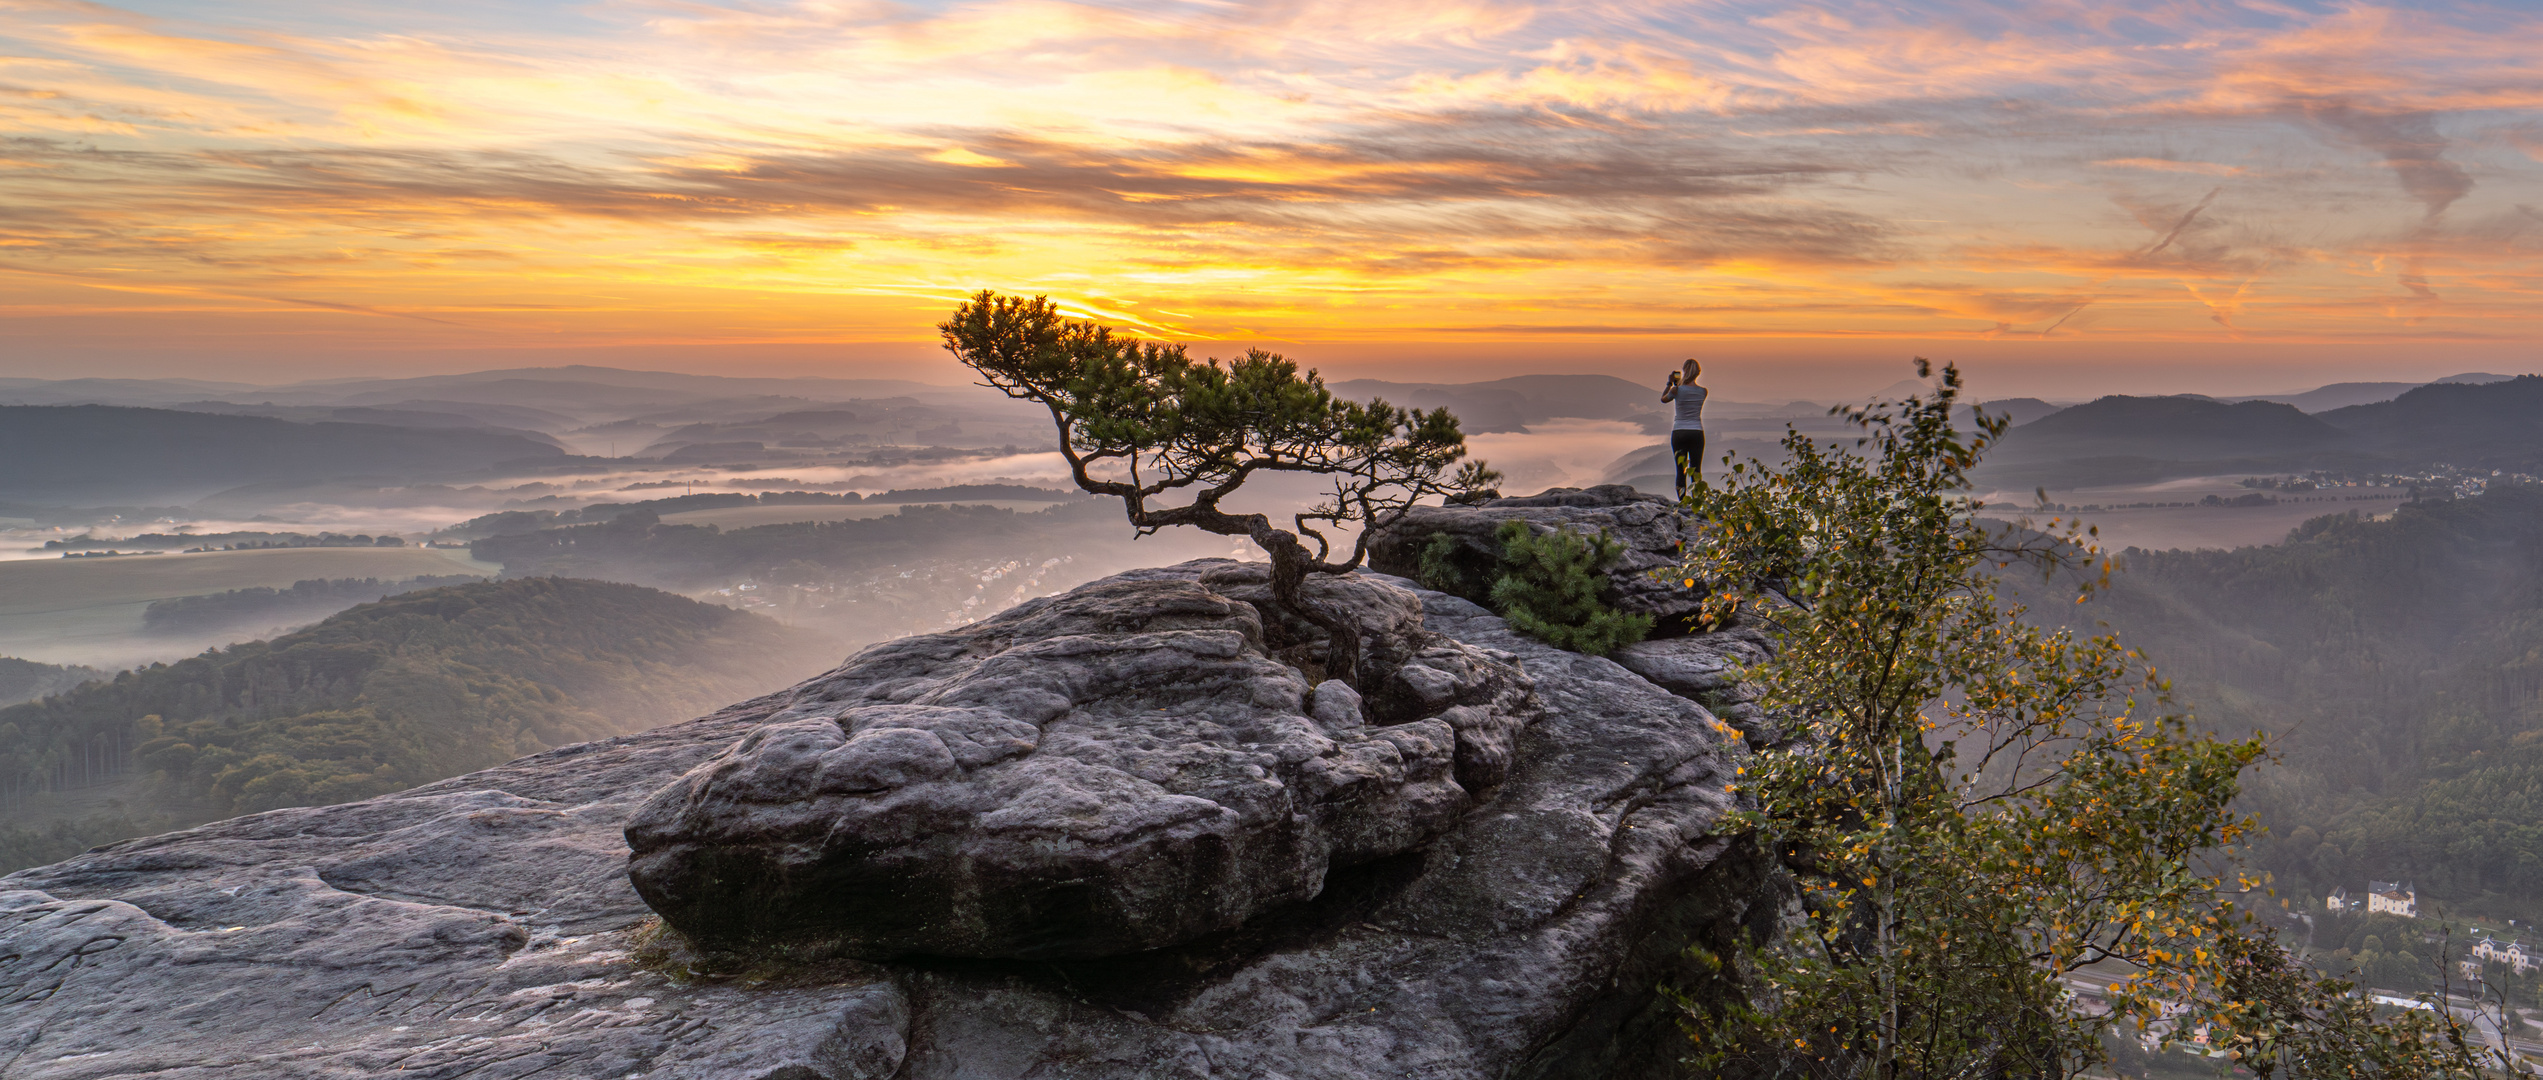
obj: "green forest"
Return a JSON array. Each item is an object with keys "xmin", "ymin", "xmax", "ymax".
[
  {"xmin": 470, "ymin": 500, "xmax": 1116, "ymax": 588},
  {"xmin": 2079, "ymin": 486, "xmax": 2543, "ymax": 919},
  {"xmin": 142, "ymin": 574, "xmax": 487, "ymax": 635},
  {"xmin": 0, "ymin": 657, "xmax": 102, "ymax": 708},
  {"xmin": 0, "ymin": 577, "xmax": 834, "ymax": 872}
]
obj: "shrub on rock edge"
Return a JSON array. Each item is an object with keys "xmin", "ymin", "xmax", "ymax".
[{"xmin": 1484, "ymin": 520, "xmax": 1653, "ymax": 656}]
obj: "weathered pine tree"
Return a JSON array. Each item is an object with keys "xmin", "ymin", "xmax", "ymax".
[{"xmin": 938, "ymin": 292, "xmax": 1497, "ymax": 684}]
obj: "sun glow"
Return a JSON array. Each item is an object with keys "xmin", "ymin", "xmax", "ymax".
[{"xmin": 3, "ymin": 0, "xmax": 2541, "ymax": 376}]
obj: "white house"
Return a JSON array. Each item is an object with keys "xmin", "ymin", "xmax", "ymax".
[
  {"xmin": 2476, "ymin": 937, "xmax": 2540, "ymax": 975},
  {"xmin": 2325, "ymin": 887, "xmax": 2353, "ymax": 911},
  {"xmin": 2365, "ymin": 880, "xmax": 2417, "ymax": 918}
]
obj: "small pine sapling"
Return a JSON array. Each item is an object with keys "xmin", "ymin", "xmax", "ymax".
[
  {"xmin": 1414, "ymin": 531, "xmax": 1472, "ymax": 597},
  {"xmin": 1486, "ymin": 520, "xmax": 1653, "ymax": 656}
]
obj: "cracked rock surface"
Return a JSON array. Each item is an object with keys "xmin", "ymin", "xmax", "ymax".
[
  {"xmin": 625, "ymin": 571, "xmax": 1526, "ymax": 959},
  {"xmin": 1, "ymin": 560, "xmax": 1769, "ymax": 1080},
  {"xmin": 1610, "ymin": 628, "xmax": 1780, "ymax": 748}
]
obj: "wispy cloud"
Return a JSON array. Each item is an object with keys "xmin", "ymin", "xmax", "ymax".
[{"xmin": 0, "ymin": 0, "xmax": 2538, "ymax": 363}]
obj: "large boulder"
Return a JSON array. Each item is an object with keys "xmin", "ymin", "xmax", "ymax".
[
  {"xmin": 1368, "ymin": 485, "xmax": 1702, "ymax": 632},
  {"xmin": 0, "ymin": 561, "xmax": 1771, "ymax": 1080},
  {"xmin": 624, "ymin": 569, "xmax": 1530, "ymax": 959},
  {"xmin": 1610, "ymin": 627, "xmax": 1779, "ymax": 747}
]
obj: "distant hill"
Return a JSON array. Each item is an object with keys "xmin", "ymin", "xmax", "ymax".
[
  {"xmin": 1329, "ymin": 374, "xmax": 1662, "ymax": 433},
  {"xmin": 1977, "ymin": 395, "xmax": 2360, "ymax": 486},
  {"xmin": 140, "ymin": 574, "xmax": 488, "ymax": 637},
  {"xmin": 336, "ymin": 378, "xmax": 720, "ymax": 414},
  {"xmin": 0, "ymin": 405, "xmax": 566, "ymax": 503},
  {"xmin": 1996, "ymin": 395, "xmax": 2349, "ymax": 459},
  {"xmin": 2317, "ymin": 375, "xmax": 2543, "ymax": 469},
  {"xmin": 1970, "ymin": 378, "xmax": 2543, "ymax": 486},
  {"xmin": 2230, "ymin": 381, "xmax": 2422, "ymax": 413},
  {"xmin": 170, "ymin": 399, "xmax": 579, "ymax": 436},
  {"xmin": 630, "ymin": 395, "xmax": 1042, "ymax": 455},
  {"xmin": 1968, "ymin": 398, "xmax": 2063, "ymax": 426},
  {"xmin": 267, "ymin": 366, "xmax": 979, "ymax": 419},
  {"xmin": 0, "ymin": 377, "xmax": 261, "ymax": 407},
  {"xmin": 1328, "ymin": 380, "xmax": 1526, "ymax": 432},
  {"xmin": 0, "ymin": 366, "xmax": 997, "ymax": 431},
  {"xmin": 2224, "ymin": 372, "xmax": 2518, "ymax": 413},
  {"xmin": 286, "ymin": 364, "xmax": 956, "ymax": 405},
  {"xmin": 470, "ymin": 500, "xmax": 1121, "ymax": 589},
  {"xmin": 0, "ymin": 578, "xmax": 832, "ymax": 833}
]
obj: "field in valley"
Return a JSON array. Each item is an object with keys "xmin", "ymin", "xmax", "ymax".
[
  {"xmin": 0, "ymin": 545, "xmax": 500, "ymax": 667},
  {"xmin": 2009, "ymin": 480, "xmax": 2413, "ymax": 551},
  {"xmin": 655, "ymin": 499, "xmax": 1065, "ymax": 530}
]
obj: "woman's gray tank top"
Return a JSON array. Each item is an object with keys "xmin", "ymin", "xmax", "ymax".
[{"xmin": 1672, "ymin": 384, "xmax": 1707, "ymax": 430}]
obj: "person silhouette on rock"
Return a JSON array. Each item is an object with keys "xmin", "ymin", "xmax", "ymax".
[{"xmin": 1660, "ymin": 358, "xmax": 1706, "ymax": 501}]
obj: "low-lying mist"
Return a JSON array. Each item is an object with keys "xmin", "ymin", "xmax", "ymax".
[
  {"xmin": 6, "ymin": 411, "xmax": 2376, "ymax": 680},
  {"xmin": 0, "ymin": 421, "xmax": 1643, "ymax": 675}
]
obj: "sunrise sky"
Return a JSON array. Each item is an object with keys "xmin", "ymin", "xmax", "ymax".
[{"xmin": 4, "ymin": 0, "xmax": 2540, "ymax": 398}]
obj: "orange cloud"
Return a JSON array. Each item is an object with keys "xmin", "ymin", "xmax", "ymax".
[{"xmin": 0, "ymin": 0, "xmax": 2539, "ymax": 369}]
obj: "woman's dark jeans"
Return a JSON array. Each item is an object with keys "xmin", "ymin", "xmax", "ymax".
[{"xmin": 1671, "ymin": 428, "xmax": 1705, "ymax": 500}]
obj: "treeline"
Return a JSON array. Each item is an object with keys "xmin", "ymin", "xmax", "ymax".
[
  {"xmin": 142, "ymin": 575, "xmax": 485, "ymax": 635},
  {"xmin": 0, "ymin": 657, "xmax": 103, "ymax": 708},
  {"xmin": 47, "ymin": 530, "xmax": 413, "ymax": 552},
  {"xmin": 0, "ymin": 578, "xmax": 832, "ymax": 864},
  {"xmin": 2080, "ymin": 487, "xmax": 2543, "ymax": 918},
  {"xmin": 0, "ymin": 812, "xmax": 178, "ymax": 877},
  {"xmin": 470, "ymin": 501, "xmax": 1114, "ymax": 589},
  {"xmin": 439, "ymin": 484, "xmax": 1078, "ymax": 540}
]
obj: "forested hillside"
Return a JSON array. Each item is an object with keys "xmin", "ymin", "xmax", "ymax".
[
  {"xmin": 1998, "ymin": 394, "xmax": 2349, "ymax": 459},
  {"xmin": 142, "ymin": 574, "xmax": 486, "ymax": 636},
  {"xmin": 1979, "ymin": 394, "xmax": 2367, "ymax": 487},
  {"xmin": 0, "ymin": 405, "xmax": 565, "ymax": 502},
  {"xmin": 2316, "ymin": 374, "xmax": 2543, "ymax": 471},
  {"xmin": 0, "ymin": 578, "xmax": 834, "ymax": 870},
  {"xmin": 2083, "ymin": 487, "xmax": 2543, "ymax": 917},
  {"xmin": 471, "ymin": 500, "xmax": 1118, "ymax": 588},
  {"xmin": 1974, "ymin": 378, "xmax": 2543, "ymax": 488}
]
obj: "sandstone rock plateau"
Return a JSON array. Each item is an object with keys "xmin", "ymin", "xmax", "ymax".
[{"xmin": 0, "ymin": 489, "xmax": 1776, "ymax": 1079}]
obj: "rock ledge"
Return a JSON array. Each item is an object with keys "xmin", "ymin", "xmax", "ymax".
[{"xmin": 1, "ymin": 559, "xmax": 1772, "ymax": 1080}]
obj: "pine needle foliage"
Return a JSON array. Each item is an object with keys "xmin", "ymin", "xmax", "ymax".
[
  {"xmin": 1671, "ymin": 360, "xmax": 2507, "ymax": 1079},
  {"xmin": 1414, "ymin": 531, "xmax": 1472, "ymax": 597},
  {"xmin": 1486, "ymin": 520, "xmax": 1652, "ymax": 656},
  {"xmin": 939, "ymin": 292, "xmax": 1499, "ymax": 685}
]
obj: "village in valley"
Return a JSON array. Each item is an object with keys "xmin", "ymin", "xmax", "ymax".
[{"xmin": 2300, "ymin": 879, "xmax": 2543, "ymax": 1050}]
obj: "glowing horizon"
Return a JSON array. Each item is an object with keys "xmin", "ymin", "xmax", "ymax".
[{"xmin": 4, "ymin": 0, "xmax": 2541, "ymax": 391}]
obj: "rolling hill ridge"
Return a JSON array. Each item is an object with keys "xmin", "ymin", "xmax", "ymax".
[{"xmin": 0, "ymin": 405, "xmax": 566, "ymax": 503}]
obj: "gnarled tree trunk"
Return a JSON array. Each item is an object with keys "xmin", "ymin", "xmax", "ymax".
[{"xmin": 1256, "ymin": 529, "xmax": 1364, "ymax": 688}]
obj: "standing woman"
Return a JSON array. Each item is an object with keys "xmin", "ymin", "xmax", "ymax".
[{"xmin": 1660, "ymin": 358, "xmax": 1706, "ymax": 499}]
